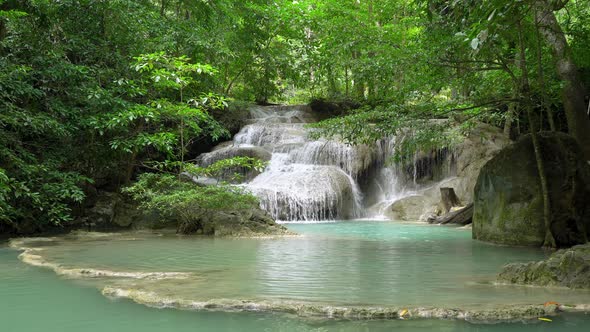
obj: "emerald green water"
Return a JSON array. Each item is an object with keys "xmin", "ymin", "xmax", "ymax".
[{"xmin": 2, "ymin": 220, "xmax": 590, "ymax": 331}]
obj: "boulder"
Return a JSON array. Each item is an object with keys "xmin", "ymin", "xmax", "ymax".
[
  {"xmin": 384, "ymin": 195, "xmax": 431, "ymax": 221},
  {"xmin": 82, "ymin": 191, "xmax": 288, "ymax": 237},
  {"xmin": 497, "ymin": 244, "xmax": 590, "ymax": 289},
  {"xmin": 84, "ymin": 191, "xmax": 149, "ymax": 230},
  {"xmin": 382, "ymin": 177, "xmax": 464, "ymax": 221},
  {"xmin": 452, "ymin": 123, "xmax": 511, "ymax": 203},
  {"xmin": 176, "ymin": 207, "xmax": 290, "ymax": 237},
  {"xmin": 473, "ymin": 132, "xmax": 590, "ymax": 247},
  {"xmin": 85, "ymin": 191, "xmax": 121, "ymax": 228}
]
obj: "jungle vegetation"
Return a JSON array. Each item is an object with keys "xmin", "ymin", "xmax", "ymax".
[{"xmin": 1, "ymin": 0, "xmax": 589, "ymax": 238}]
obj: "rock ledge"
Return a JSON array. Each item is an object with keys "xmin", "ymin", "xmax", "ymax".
[{"xmin": 498, "ymin": 244, "xmax": 590, "ymax": 289}]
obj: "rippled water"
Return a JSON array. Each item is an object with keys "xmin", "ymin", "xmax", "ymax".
[{"xmin": 2, "ymin": 221, "xmax": 590, "ymax": 331}]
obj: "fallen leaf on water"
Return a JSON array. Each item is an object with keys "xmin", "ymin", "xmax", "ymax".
[
  {"xmin": 544, "ymin": 301, "xmax": 559, "ymax": 306},
  {"xmin": 538, "ymin": 317, "xmax": 553, "ymax": 322},
  {"xmin": 400, "ymin": 309, "xmax": 409, "ymax": 317}
]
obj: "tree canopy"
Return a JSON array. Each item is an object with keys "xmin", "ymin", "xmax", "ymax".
[{"xmin": 1, "ymin": 0, "xmax": 589, "ymax": 232}]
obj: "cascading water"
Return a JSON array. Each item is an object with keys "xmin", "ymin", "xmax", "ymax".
[
  {"xmin": 365, "ymin": 137, "xmax": 460, "ymax": 218},
  {"xmin": 199, "ymin": 105, "xmax": 458, "ymax": 222},
  {"xmin": 200, "ymin": 105, "xmax": 373, "ymax": 222}
]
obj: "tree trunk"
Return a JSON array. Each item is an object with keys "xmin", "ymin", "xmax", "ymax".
[
  {"xmin": 179, "ymin": 87, "xmax": 184, "ymax": 179},
  {"xmin": 440, "ymin": 187, "xmax": 461, "ymax": 213},
  {"xmin": 432, "ymin": 203, "xmax": 473, "ymax": 225},
  {"xmin": 160, "ymin": 0, "xmax": 167, "ymax": 17},
  {"xmin": 517, "ymin": 18, "xmax": 556, "ymax": 248},
  {"xmin": 534, "ymin": 1, "xmax": 590, "ymax": 159},
  {"xmin": 504, "ymin": 100, "xmax": 517, "ymax": 137},
  {"xmin": 535, "ymin": 19, "xmax": 556, "ymax": 131},
  {"xmin": 0, "ymin": 19, "xmax": 6, "ymax": 42},
  {"xmin": 344, "ymin": 65, "xmax": 350, "ymax": 98}
]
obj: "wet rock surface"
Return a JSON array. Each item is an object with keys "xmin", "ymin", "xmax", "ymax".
[
  {"xmin": 381, "ymin": 123, "xmax": 510, "ymax": 221},
  {"xmin": 206, "ymin": 105, "xmax": 366, "ymax": 221},
  {"xmin": 102, "ymin": 286, "xmax": 571, "ymax": 323},
  {"xmin": 498, "ymin": 244, "xmax": 590, "ymax": 289},
  {"xmin": 473, "ymin": 132, "xmax": 590, "ymax": 247},
  {"xmin": 248, "ymin": 165, "xmax": 359, "ymax": 221}
]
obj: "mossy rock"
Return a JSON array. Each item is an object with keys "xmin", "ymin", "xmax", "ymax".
[
  {"xmin": 473, "ymin": 132, "xmax": 590, "ymax": 247},
  {"xmin": 177, "ymin": 207, "xmax": 290, "ymax": 237},
  {"xmin": 498, "ymin": 244, "xmax": 590, "ymax": 288}
]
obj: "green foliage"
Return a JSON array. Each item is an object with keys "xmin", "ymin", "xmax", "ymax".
[
  {"xmin": 186, "ymin": 157, "xmax": 268, "ymax": 183},
  {"xmin": 308, "ymin": 102, "xmax": 468, "ymax": 162},
  {"xmin": 123, "ymin": 173, "xmax": 259, "ymax": 220},
  {"xmin": 1, "ymin": 0, "xmax": 588, "ymax": 231},
  {"xmin": 94, "ymin": 52, "xmax": 229, "ymax": 160}
]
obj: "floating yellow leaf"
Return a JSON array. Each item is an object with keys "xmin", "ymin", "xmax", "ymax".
[
  {"xmin": 538, "ymin": 317, "xmax": 553, "ymax": 322},
  {"xmin": 544, "ymin": 301, "xmax": 559, "ymax": 306},
  {"xmin": 400, "ymin": 309, "xmax": 409, "ymax": 317}
]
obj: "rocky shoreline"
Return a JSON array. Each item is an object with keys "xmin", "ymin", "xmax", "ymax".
[
  {"xmin": 498, "ymin": 243, "xmax": 590, "ymax": 289},
  {"xmin": 8, "ymin": 232, "xmax": 590, "ymax": 324}
]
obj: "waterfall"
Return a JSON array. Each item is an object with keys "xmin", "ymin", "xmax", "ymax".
[
  {"xmin": 200, "ymin": 105, "xmax": 369, "ymax": 222},
  {"xmin": 199, "ymin": 105, "xmax": 458, "ymax": 222}
]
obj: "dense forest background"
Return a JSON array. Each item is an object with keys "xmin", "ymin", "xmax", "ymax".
[{"xmin": 1, "ymin": 0, "xmax": 589, "ymax": 233}]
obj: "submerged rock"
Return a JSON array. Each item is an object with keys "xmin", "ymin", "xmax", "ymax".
[
  {"xmin": 102, "ymin": 286, "xmax": 569, "ymax": 323},
  {"xmin": 473, "ymin": 132, "xmax": 590, "ymax": 247},
  {"xmin": 498, "ymin": 244, "xmax": 590, "ymax": 289},
  {"xmin": 10, "ymin": 237, "xmax": 195, "ymax": 280}
]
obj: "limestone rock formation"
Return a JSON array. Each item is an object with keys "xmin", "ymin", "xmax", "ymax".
[
  {"xmin": 204, "ymin": 105, "xmax": 366, "ymax": 221},
  {"xmin": 384, "ymin": 195, "xmax": 431, "ymax": 221},
  {"xmin": 248, "ymin": 165, "xmax": 359, "ymax": 221},
  {"xmin": 289, "ymin": 140, "xmax": 376, "ymax": 179},
  {"xmin": 452, "ymin": 123, "xmax": 512, "ymax": 203},
  {"xmin": 498, "ymin": 244, "xmax": 590, "ymax": 289},
  {"xmin": 381, "ymin": 123, "xmax": 510, "ymax": 221},
  {"xmin": 473, "ymin": 132, "xmax": 590, "ymax": 247},
  {"xmin": 199, "ymin": 146, "xmax": 272, "ymax": 166}
]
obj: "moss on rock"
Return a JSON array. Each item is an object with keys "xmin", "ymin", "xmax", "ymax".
[
  {"xmin": 498, "ymin": 244, "xmax": 590, "ymax": 288},
  {"xmin": 473, "ymin": 132, "xmax": 590, "ymax": 247}
]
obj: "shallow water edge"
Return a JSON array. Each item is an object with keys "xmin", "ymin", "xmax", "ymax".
[{"xmin": 8, "ymin": 230, "xmax": 590, "ymax": 324}]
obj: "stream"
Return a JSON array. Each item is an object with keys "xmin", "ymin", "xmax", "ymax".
[{"xmin": 2, "ymin": 221, "xmax": 590, "ymax": 331}]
